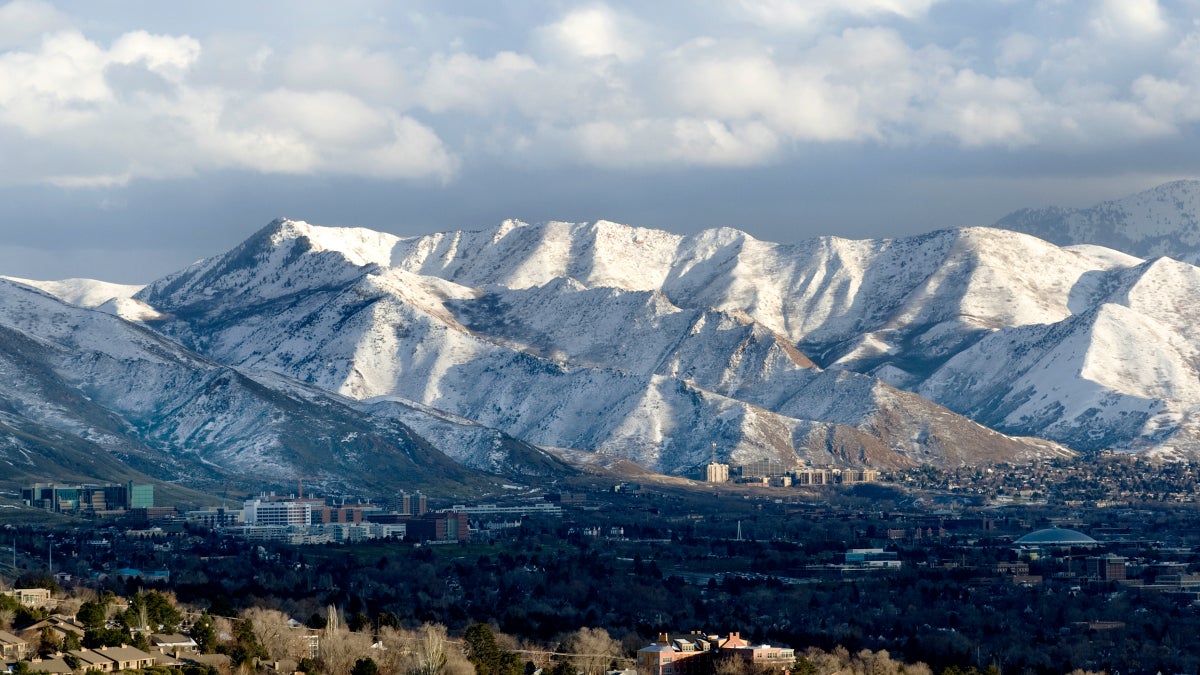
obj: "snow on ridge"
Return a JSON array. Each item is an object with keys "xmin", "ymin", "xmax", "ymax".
[
  {"xmin": 119, "ymin": 214, "xmax": 1200, "ymax": 466},
  {"xmin": 97, "ymin": 297, "xmax": 168, "ymax": 322},
  {"xmin": 272, "ymin": 218, "xmax": 401, "ymax": 268},
  {"xmin": 2, "ymin": 276, "xmax": 144, "ymax": 308}
]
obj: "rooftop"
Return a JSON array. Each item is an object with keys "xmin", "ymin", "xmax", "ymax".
[{"xmin": 1015, "ymin": 527, "xmax": 1098, "ymax": 546}]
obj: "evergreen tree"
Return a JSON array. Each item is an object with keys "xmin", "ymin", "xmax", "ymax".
[
  {"xmin": 230, "ymin": 619, "xmax": 268, "ymax": 668},
  {"xmin": 189, "ymin": 613, "xmax": 218, "ymax": 654},
  {"xmin": 465, "ymin": 624, "xmax": 503, "ymax": 675},
  {"xmin": 38, "ymin": 627, "xmax": 60, "ymax": 658},
  {"xmin": 351, "ymin": 657, "xmax": 380, "ymax": 675}
]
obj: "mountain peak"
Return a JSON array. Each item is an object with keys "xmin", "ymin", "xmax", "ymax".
[{"xmin": 258, "ymin": 218, "xmax": 400, "ymax": 268}]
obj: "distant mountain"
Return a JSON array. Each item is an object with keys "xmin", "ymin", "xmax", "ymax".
[
  {"xmin": 0, "ymin": 277, "xmax": 564, "ymax": 497},
  {"xmin": 133, "ymin": 219, "xmax": 1069, "ymax": 474},
  {"xmin": 993, "ymin": 180, "xmax": 1200, "ymax": 260}
]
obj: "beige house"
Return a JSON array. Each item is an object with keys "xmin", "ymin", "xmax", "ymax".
[
  {"xmin": 4, "ymin": 588, "xmax": 53, "ymax": 608},
  {"xmin": 23, "ymin": 646, "xmax": 158, "ymax": 673},
  {"xmin": 25, "ymin": 615, "xmax": 87, "ymax": 644},
  {"xmin": 95, "ymin": 645, "xmax": 159, "ymax": 670},
  {"xmin": 0, "ymin": 629, "xmax": 28, "ymax": 660}
]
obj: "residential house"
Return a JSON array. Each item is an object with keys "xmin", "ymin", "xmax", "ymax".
[
  {"xmin": 23, "ymin": 656, "xmax": 74, "ymax": 674},
  {"xmin": 150, "ymin": 634, "xmax": 199, "ymax": 652},
  {"xmin": 5, "ymin": 588, "xmax": 52, "ymax": 609},
  {"xmin": 24, "ymin": 615, "xmax": 87, "ymax": 646},
  {"xmin": 0, "ymin": 630, "xmax": 27, "ymax": 660},
  {"xmin": 94, "ymin": 645, "xmax": 158, "ymax": 670}
]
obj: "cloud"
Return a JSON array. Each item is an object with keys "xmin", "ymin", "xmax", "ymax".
[
  {"xmin": 733, "ymin": 0, "xmax": 944, "ymax": 29},
  {"xmin": 0, "ymin": 0, "xmax": 68, "ymax": 48},
  {"xmin": 279, "ymin": 44, "xmax": 410, "ymax": 102},
  {"xmin": 419, "ymin": 51, "xmax": 539, "ymax": 113},
  {"xmin": 1090, "ymin": 0, "xmax": 1168, "ymax": 42},
  {"xmin": 560, "ymin": 117, "xmax": 778, "ymax": 167},
  {"xmin": 0, "ymin": 24, "xmax": 456, "ymax": 185},
  {"xmin": 4, "ymin": 0, "xmax": 1200, "ymax": 186},
  {"xmin": 535, "ymin": 5, "xmax": 644, "ymax": 62}
]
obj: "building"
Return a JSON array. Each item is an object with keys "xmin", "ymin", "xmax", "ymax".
[
  {"xmin": 706, "ymin": 462, "xmax": 730, "ymax": 484},
  {"xmin": 835, "ymin": 469, "xmax": 880, "ymax": 484},
  {"xmin": 637, "ymin": 635, "xmax": 715, "ymax": 675},
  {"xmin": 445, "ymin": 503, "xmax": 563, "ymax": 518},
  {"xmin": 95, "ymin": 645, "xmax": 159, "ymax": 670},
  {"xmin": 739, "ymin": 459, "xmax": 789, "ymax": 479},
  {"xmin": 407, "ymin": 512, "xmax": 469, "ymax": 543},
  {"xmin": 312, "ymin": 504, "xmax": 371, "ymax": 524},
  {"xmin": 721, "ymin": 642, "xmax": 796, "ymax": 670},
  {"xmin": 844, "ymin": 549, "xmax": 902, "ymax": 569},
  {"xmin": 637, "ymin": 633, "xmax": 793, "ymax": 675},
  {"xmin": 183, "ymin": 507, "xmax": 243, "ymax": 528},
  {"xmin": 25, "ymin": 616, "xmax": 87, "ymax": 644},
  {"xmin": 4, "ymin": 587, "xmax": 52, "ymax": 608},
  {"xmin": 1014, "ymin": 527, "xmax": 1099, "ymax": 549},
  {"xmin": 793, "ymin": 469, "xmax": 831, "ymax": 485},
  {"xmin": 150, "ymin": 634, "xmax": 200, "ymax": 651},
  {"xmin": 21, "ymin": 482, "xmax": 155, "ymax": 514},
  {"xmin": 244, "ymin": 498, "xmax": 312, "ymax": 526},
  {"xmin": 400, "ymin": 491, "xmax": 428, "ymax": 516},
  {"xmin": 1087, "ymin": 554, "xmax": 1127, "ymax": 581},
  {"xmin": 129, "ymin": 482, "xmax": 154, "ymax": 508},
  {"xmin": 0, "ymin": 629, "xmax": 27, "ymax": 660}
]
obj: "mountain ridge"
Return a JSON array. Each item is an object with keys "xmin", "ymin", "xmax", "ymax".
[
  {"xmin": 993, "ymin": 179, "xmax": 1200, "ymax": 260},
  {"xmin": 17, "ymin": 208, "xmax": 1200, "ymax": 489},
  {"xmin": 131, "ymin": 219, "xmax": 1075, "ymax": 474}
]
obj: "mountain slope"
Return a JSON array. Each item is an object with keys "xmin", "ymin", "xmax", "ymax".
[
  {"xmin": 993, "ymin": 180, "xmax": 1200, "ymax": 260},
  {"xmin": 379, "ymin": 217, "xmax": 1200, "ymax": 457},
  {"xmin": 135, "ymin": 219, "xmax": 1070, "ymax": 473},
  {"xmin": 0, "ymin": 278, "xmax": 561, "ymax": 496},
  {"xmin": 917, "ymin": 257, "xmax": 1200, "ymax": 454}
]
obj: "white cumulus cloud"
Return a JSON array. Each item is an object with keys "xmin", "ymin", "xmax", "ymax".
[{"xmin": 3, "ymin": 0, "xmax": 1200, "ymax": 182}]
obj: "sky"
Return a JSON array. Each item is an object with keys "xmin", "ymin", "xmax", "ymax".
[{"xmin": 1, "ymin": 0, "xmax": 1199, "ymax": 283}]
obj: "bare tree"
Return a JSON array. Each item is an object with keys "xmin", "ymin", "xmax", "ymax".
[
  {"xmin": 242, "ymin": 607, "xmax": 309, "ymax": 662},
  {"xmin": 320, "ymin": 606, "xmax": 373, "ymax": 675},
  {"xmin": 715, "ymin": 656, "xmax": 748, "ymax": 675},
  {"xmin": 564, "ymin": 627, "xmax": 622, "ymax": 675},
  {"xmin": 409, "ymin": 623, "xmax": 450, "ymax": 675},
  {"xmin": 374, "ymin": 626, "xmax": 412, "ymax": 675}
]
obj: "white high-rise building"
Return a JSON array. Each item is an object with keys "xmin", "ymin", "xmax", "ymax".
[
  {"xmin": 706, "ymin": 462, "xmax": 730, "ymax": 483},
  {"xmin": 243, "ymin": 498, "xmax": 311, "ymax": 526}
]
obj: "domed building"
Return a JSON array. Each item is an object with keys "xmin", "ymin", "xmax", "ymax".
[{"xmin": 1014, "ymin": 527, "xmax": 1099, "ymax": 548}]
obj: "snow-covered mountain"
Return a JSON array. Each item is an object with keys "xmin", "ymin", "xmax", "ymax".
[
  {"xmin": 993, "ymin": 180, "xmax": 1200, "ymax": 260},
  {"xmin": 22, "ymin": 210, "xmax": 1199, "ymax": 486},
  {"xmin": 375, "ymin": 218, "xmax": 1200, "ymax": 458},
  {"xmin": 133, "ymin": 219, "xmax": 1070, "ymax": 474},
  {"xmin": 0, "ymin": 277, "xmax": 563, "ymax": 495}
]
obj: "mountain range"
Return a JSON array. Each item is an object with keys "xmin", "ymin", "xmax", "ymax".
[{"xmin": 4, "ymin": 182, "xmax": 1200, "ymax": 497}]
